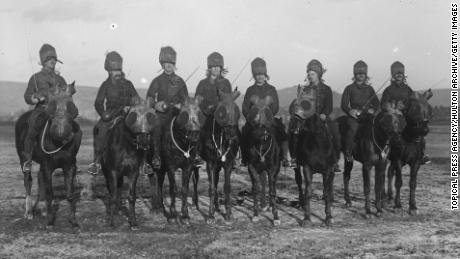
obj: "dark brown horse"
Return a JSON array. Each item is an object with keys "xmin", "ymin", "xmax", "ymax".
[
  {"xmin": 152, "ymin": 96, "xmax": 205, "ymax": 224},
  {"xmin": 15, "ymin": 82, "xmax": 82, "ymax": 229},
  {"xmin": 192, "ymin": 90, "xmax": 241, "ymax": 224},
  {"xmin": 296, "ymin": 113, "xmax": 337, "ymax": 226},
  {"xmin": 245, "ymin": 96, "xmax": 282, "ymax": 226},
  {"xmin": 102, "ymin": 97, "xmax": 161, "ymax": 229},
  {"xmin": 386, "ymin": 90, "xmax": 433, "ymax": 215},
  {"xmin": 336, "ymin": 106, "xmax": 406, "ymax": 217}
]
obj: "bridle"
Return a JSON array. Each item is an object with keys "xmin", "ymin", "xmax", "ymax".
[{"xmin": 212, "ymin": 119, "xmax": 233, "ymax": 162}]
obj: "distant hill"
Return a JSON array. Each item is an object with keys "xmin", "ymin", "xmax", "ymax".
[{"xmin": 0, "ymin": 80, "xmax": 451, "ymax": 121}]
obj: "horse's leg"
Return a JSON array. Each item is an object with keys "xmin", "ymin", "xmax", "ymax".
[
  {"xmin": 322, "ymin": 170, "xmax": 334, "ymax": 226},
  {"xmin": 301, "ymin": 165, "xmax": 313, "ymax": 226},
  {"xmin": 268, "ymin": 168, "xmax": 280, "ymax": 226},
  {"xmin": 223, "ymin": 164, "xmax": 233, "ymax": 221},
  {"xmin": 206, "ymin": 163, "xmax": 216, "ymax": 224},
  {"xmin": 108, "ymin": 170, "xmax": 118, "ymax": 227},
  {"xmin": 260, "ymin": 170, "xmax": 268, "ymax": 211},
  {"xmin": 374, "ymin": 161, "xmax": 386, "ymax": 217},
  {"xmin": 213, "ymin": 166, "xmax": 221, "ymax": 212},
  {"xmin": 248, "ymin": 164, "xmax": 261, "ymax": 222},
  {"xmin": 33, "ymin": 166, "xmax": 46, "ymax": 217},
  {"xmin": 64, "ymin": 164, "xmax": 79, "ymax": 229},
  {"xmin": 23, "ymin": 169, "xmax": 33, "ymax": 219},
  {"xmin": 192, "ymin": 166, "xmax": 200, "ymax": 210},
  {"xmin": 387, "ymin": 163, "xmax": 394, "ymax": 201},
  {"xmin": 127, "ymin": 168, "xmax": 139, "ymax": 230},
  {"xmin": 294, "ymin": 167, "xmax": 304, "ymax": 207},
  {"xmin": 343, "ymin": 160, "xmax": 353, "ymax": 208},
  {"xmin": 180, "ymin": 167, "xmax": 192, "ymax": 225},
  {"xmin": 42, "ymin": 165, "xmax": 56, "ymax": 228},
  {"xmin": 409, "ymin": 162, "xmax": 421, "ymax": 215},
  {"xmin": 147, "ymin": 169, "xmax": 159, "ymax": 212},
  {"xmin": 167, "ymin": 167, "xmax": 178, "ymax": 223},
  {"xmin": 362, "ymin": 163, "xmax": 372, "ymax": 217},
  {"xmin": 151, "ymin": 169, "xmax": 166, "ymax": 214},
  {"xmin": 394, "ymin": 161, "xmax": 403, "ymax": 211}
]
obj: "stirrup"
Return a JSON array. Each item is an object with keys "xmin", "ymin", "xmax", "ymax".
[
  {"xmin": 22, "ymin": 161, "xmax": 32, "ymax": 174},
  {"xmin": 87, "ymin": 162, "xmax": 101, "ymax": 175}
]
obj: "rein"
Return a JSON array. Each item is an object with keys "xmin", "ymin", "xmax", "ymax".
[
  {"xmin": 253, "ymin": 132, "xmax": 273, "ymax": 162},
  {"xmin": 170, "ymin": 116, "xmax": 192, "ymax": 158},
  {"xmin": 40, "ymin": 120, "xmax": 66, "ymax": 155},
  {"xmin": 212, "ymin": 119, "xmax": 232, "ymax": 162},
  {"xmin": 371, "ymin": 115, "xmax": 389, "ymax": 159}
]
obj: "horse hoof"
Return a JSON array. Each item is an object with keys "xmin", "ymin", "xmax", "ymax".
[
  {"xmin": 273, "ymin": 219, "xmax": 281, "ymax": 226},
  {"xmin": 24, "ymin": 212, "xmax": 33, "ymax": 220},
  {"xmin": 393, "ymin": 207, "xmax": 403, "ymax": 214},
  {"xmin": 322, "ymin": 218, "xmax": 333, "ymax": 227},
  {"xmin": 206, "ymin": 218, "xmax": 216, "ymax": 225},
  {"xmin": 301, "ymin": 219, "xmax": 312, "ymax": 227},
  {"xmin": 45, "ymin": 224, "xmax": 55, "ymax": 231},
  {"xmin": 261, "ymin": 206, "xmax": 269, "ymax": 212},
  {"xmin": 130, "ymin": 225, "xmax": 140, "ymax": 231},
  {"xmin": 376, "ymin": 211, "xmax": 383, "ymax": 218},
  {"xmin": 364, "ymin": 213, "xmax": 373, "ymax": 219},
  {"xmin": 409, "ymin": 209, "xmax": 418, "ymax": 216},
  {"xmin": 344, "ymin": 202, "xmax": 352, "ymax": 209},
  {"xmin": 224, "ymin": 213, "xmax": 233, "ymax": 221},
  {"xmin": 167, "ymin": 217, "xmax": 178, "ymax": 224},
  {"xmin": 181, "ymin": 218, "xmax": 191, "ymax": 225},
  {"xmin": 252, "ymin": 216, "xmax": 261, "ymax": 223}
]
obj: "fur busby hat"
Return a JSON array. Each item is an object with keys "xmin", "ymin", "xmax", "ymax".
[
  {"xmin": 251, "ymin": 57, "xmax": 267, "ymax": 76},
  {"xmin": 307, "ymin": 59, "xmax": 324, "ymax": 78},
  {"xmin": 391, "ymin": 61, "xmax": 405, "ymax": 76},
  {"xmin": 207, "ymin": 52, "xmax": 224, "ymax": 68},
  {"xmin": 159, "ymin": 46, "xmax": 177, "ymax": 65},
  {"xmin": 104, "ymin": 51, "xmax": 123, "ymax": 71},
  {"xmin": 39, "ymin": 44, "xmax": 62, "ymax": 64},
  {"xmin": 353, "ymin": 60, "xmax": 368, "ymax": 75}
]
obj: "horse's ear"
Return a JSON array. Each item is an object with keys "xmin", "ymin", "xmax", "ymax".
[
  {"xmin": 264, "ymin": 96, "xmax": 274, "ymax": 106},
  {"xmin": 250, "ymin": 95, "xmax": 259, "ymax": 105},
  {"xmin": 232, "ymin": 89, "xmax": 241, "ymax": 101},
  {"xmin": 68, "ymin": 81, "xmax": 76, "ymax": 95},
  {"xmin": 423, "ymin": 89, "xmax": 433, "ymax": 100}
]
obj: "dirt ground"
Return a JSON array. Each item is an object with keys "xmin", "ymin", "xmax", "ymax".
[{"xmin": 0, "ymin": 124, "xmax": 459, "ymax": 258}]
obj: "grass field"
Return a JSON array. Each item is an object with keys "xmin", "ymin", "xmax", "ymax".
[{"xmin": 0, "ymin": 124, "xmax": 458, "ymax": 258}]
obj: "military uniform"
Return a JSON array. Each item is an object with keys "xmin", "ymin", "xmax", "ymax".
[
  {"xmin": 88, "ymin": 51, "xmax": 141, "ymax": 174},
  {"xmin": 341, "ymin": 61, "xmax": 380, "ymax": 160},
  {"xmin": 22, "ymin": 44, "xmax": 67, "ymax": 173}
]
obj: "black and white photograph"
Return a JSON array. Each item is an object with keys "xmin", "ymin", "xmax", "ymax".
[{"xmin": 0, "ymin": 0, "xmax": 458, "ymax": 258}]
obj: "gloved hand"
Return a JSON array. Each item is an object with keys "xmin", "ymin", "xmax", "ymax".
[
  {"xmin": 319, "ymin": 113, "xmax": 327, "ymax": 121},
  {"xmin": 102, "ymin": 111, "xmax": 112, "ymax": 121},
  {"xmin": 154, "ymin": 101, "xmax": 166, "ymax": 112},
  {"xmin": 349, "ymin": 109, "xmax": 361, "ymax": 119},
  {"xmin": 367, "ymin": 108, "xmax": 375, "ymax": 115}
]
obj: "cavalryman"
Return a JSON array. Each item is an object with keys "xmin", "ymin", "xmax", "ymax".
[
  {"xmin": 146, "ymin": 46, "xmax": 202, "ymax": 165},
  {"xmin": 288, "ymin": 59, "xmax": 340, "ymax": 171},
  {"xmin": 341, "ymin": 60, "xmax": 380, "ymax": 162},
  {"xmin": 195, "ymin": 52, "xmax": 232, "ymax": 118},
  {"xmin": 381, "ymin": 61, "xmax": 430, "ymax": 164},
  {"xmin": 22, "ymin": 43, "xmax": 68, "ymax": 173},
  {"xmin": 87, "ymin": 51, "xmax": 142, "ymax": 175},
  {"xmin": 241, "ymin": 57, "xmax": 289, "ymax": 166}
]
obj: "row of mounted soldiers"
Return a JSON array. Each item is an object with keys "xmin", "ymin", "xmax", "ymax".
[{"xmin": 21, "ymin": 43, "xmax": 430, "ymax": 174}]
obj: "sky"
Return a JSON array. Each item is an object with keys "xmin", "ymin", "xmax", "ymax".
[{"xmin": 0, "ymin": 0, "xmax": 451, "ymax": 94}]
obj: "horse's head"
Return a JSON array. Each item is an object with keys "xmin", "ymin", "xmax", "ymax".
[
  {"xmin": 292, "ymin": 85, "xmax": 317, "ymax": 120},
  {"xmin": 404, "ymin": 89, "xmax": 433, "ymax": 136},
  {"xmin": 45, "ymin": 81, "xmax": 78, "ymax": 143},
  {"xmin": 247, "ymin": 95, "xmax": 274, "ymax": 141},
  {"xmin": 379, "ymin": 101, "xmax": 407, "ymax": 142},
  {"xmin": 214, "ymin": 90, "xmax": 241, "ymax": 141},
  {"xmin": 175, "ymin": 96, "xmax": 206, "ymax": 143},
  {"xmin": 125, "ymin": 97, "xmax": 160, "ymax": 150}
]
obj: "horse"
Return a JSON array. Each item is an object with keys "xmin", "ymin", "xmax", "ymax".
[
  {"xmin": 245, "ymin": 95, "xmax": 282, "ymax": 226},
  {"xmin": 101, "ymin": 97, "xmax": 161, "ymax": 229},
  {"xmin": 336, "ymin": 105, "xmax": 406, "ymax": 217},
  {"xmin": 15, "ymin": 82, "xmax": 82, "ymax": 229},
  {"xmin": 386, "ymin": 90, "xmax": 433, "ymax": 215},
  {"xmin": 152, "ymin": 96, "xmax": 205, "ymax": 224},
  {"xmin": 295, "ymin": 113, "xmax": 338, "ymax": 226},
  {"xmin": 191, "ymin": 90, "xmax": 241, "ymax": 224}
]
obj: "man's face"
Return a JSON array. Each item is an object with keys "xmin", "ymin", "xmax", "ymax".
[
  {"xmin": 307, "ymin": 71, "xmax": 320, "ymax": 84},
  {"xmin": 109, "ymin": 70, "xmax": 123, "ymax": 81},
  {"xmin": 255, "ymin": 74, "xmax": 266, "ymax": 85},
  {"xmin": 209, "ymin": 66, "xmax": 221, "ymax": 78},
  {"xmin": 355, "ymin": 73, "xmax": 366, "ymax": 84},
  {"xmin": 163, "ymin": 63, "xmax": 175, "ymax": 74},
  {"xmin": 44, "ymin": 58, "xmax": 56, "ymax": 70},
  {"xmin": 393, "ymin": 72, "xmax": 405, "ymax": 83}
]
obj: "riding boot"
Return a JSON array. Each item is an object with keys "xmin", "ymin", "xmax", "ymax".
[{"xmin": 22, "ymin": 153, "xmax": 33, "ymax": 174}]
